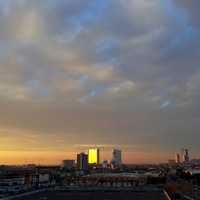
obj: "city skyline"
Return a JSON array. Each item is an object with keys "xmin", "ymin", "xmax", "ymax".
[
  {"xmin": 0, "ymin": 0, "xmax": 200, "ymax": 165},
  {"xmin": 0, "ymin": 146, "xmax": 194, "ymax": 166}
]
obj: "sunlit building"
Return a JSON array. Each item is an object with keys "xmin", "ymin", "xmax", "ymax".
[{"xmin": 88, "ymin": 148, "xmax": 100, "ymax": 165}]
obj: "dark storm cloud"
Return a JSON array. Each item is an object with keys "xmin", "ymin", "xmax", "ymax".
[{"xmin": 0, "ymin": 0, "xmax": 200, "ymax": 158}]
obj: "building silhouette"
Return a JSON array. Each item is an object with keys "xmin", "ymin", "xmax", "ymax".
[
  {"xmin": 62, "ymin": 160, "xmax": 75, "ymax": 170},
  {"xmin": 77, "ymin": 153, "xmax": 88, "ymax": 170},
  {"xmin": 112, "ymin": 149, "xmax": 122, "ymax": 167},
  {"xmin": 175, "ymin": 153, "xmax": 181, "ymax": 164},
  {"xmin": 183, "ymin": 149, "xmax": 190, "ymax": 162}
]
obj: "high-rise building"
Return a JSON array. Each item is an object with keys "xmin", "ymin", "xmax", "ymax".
[
  {"xmin": 175, "ymin": 153, "xmax": 181, "ymax": 164},
  {"xmin": 112, "ymin": 149, "xmax": 122, "ymax": 166},
  {"xmin": 88, "ymin": 148, "xmax": 100, "ymax": 165},
  {"xmin": 183, "ymin": 149, "xmax": 190, "ymax": 162},
  {"xmin": 77, "ymin": 153, "xmax": 88, "ymax": 170}
]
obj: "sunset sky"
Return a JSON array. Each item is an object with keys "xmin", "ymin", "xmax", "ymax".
[{"xmin": 0, "ymin": 0, "xmax": 200, "ymax": 165}]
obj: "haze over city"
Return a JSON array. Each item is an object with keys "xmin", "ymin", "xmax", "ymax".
[{"xmin": 0, "ymin": 0, "xmax": 200, "ymax": 165}]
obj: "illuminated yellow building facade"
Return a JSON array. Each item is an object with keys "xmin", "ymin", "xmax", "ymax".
[{"xmin": 88, "ymin": 148, "xmax": 100, "ymax": 164}]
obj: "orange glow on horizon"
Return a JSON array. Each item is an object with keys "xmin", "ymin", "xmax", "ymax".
[{"xmin": 0, "ymin": 151, "xmax": 75, "ymax": 165}]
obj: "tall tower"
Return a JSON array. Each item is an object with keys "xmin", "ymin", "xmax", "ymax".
[
  {"xmin": 181, "ymin": 148, "xmax": 185, "ymax": 162},
  {"xmin": 112, "ymin": 149, "xmax": 122, "ymax": 166},
  {"xmin": 77, "ymin": 152, "xmax": 88, "ymax": 170},
  {"xmin": 88, "ymin": 148, "xmax": 100, "ymax": 165},
  {"xmin": 175, "ymin": 153, "xmax": 181, "ymax": 164},
  {"xmin": 183, "ymin": 149, "xmax": 189, "ymax": 162}
]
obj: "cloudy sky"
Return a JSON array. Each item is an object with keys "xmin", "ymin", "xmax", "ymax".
[{"xmin": 0, "ymin": 0, "xmax": 200, "ymax": 164}]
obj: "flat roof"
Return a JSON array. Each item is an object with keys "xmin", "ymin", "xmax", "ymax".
[{"xmin": 13, "ymin": 190, "xmax": 168, "ymax": 200}]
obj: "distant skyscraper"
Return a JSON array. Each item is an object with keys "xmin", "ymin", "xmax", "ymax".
[
  {"xmin": 175, "ymin": 153, "xmax": 181, "ymax": 164},
  {"xmin": 77, "ymin": 152, "xmax": 88, "ymax": 170},
  {"xmin": 183, "ymin": 149, "xmax": 190, "ymax": 162},
  {"xmin": 112, "ymin": 149, "xmax": 122, "ymax": 166},
  {"xmin": 88, "ymin": 148, "xmax": 100, "ymax": 164},
  {"xmin": 102, "ymin": 160, "xmax": 109, "ymax": 168}
]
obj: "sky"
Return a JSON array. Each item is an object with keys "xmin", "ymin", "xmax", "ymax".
[{"xmin": 0, "ymin": 0, "xmax": 200, "ymax": 165}]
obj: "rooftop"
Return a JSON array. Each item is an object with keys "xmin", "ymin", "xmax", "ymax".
[{"xmin": 13, "ymin": 190, "xmax": 168, "ymax": 200}]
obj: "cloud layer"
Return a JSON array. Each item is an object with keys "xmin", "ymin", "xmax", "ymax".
[{"xmin": 0, "ymin": 0, "xmax": 200, "ymax": 163}]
